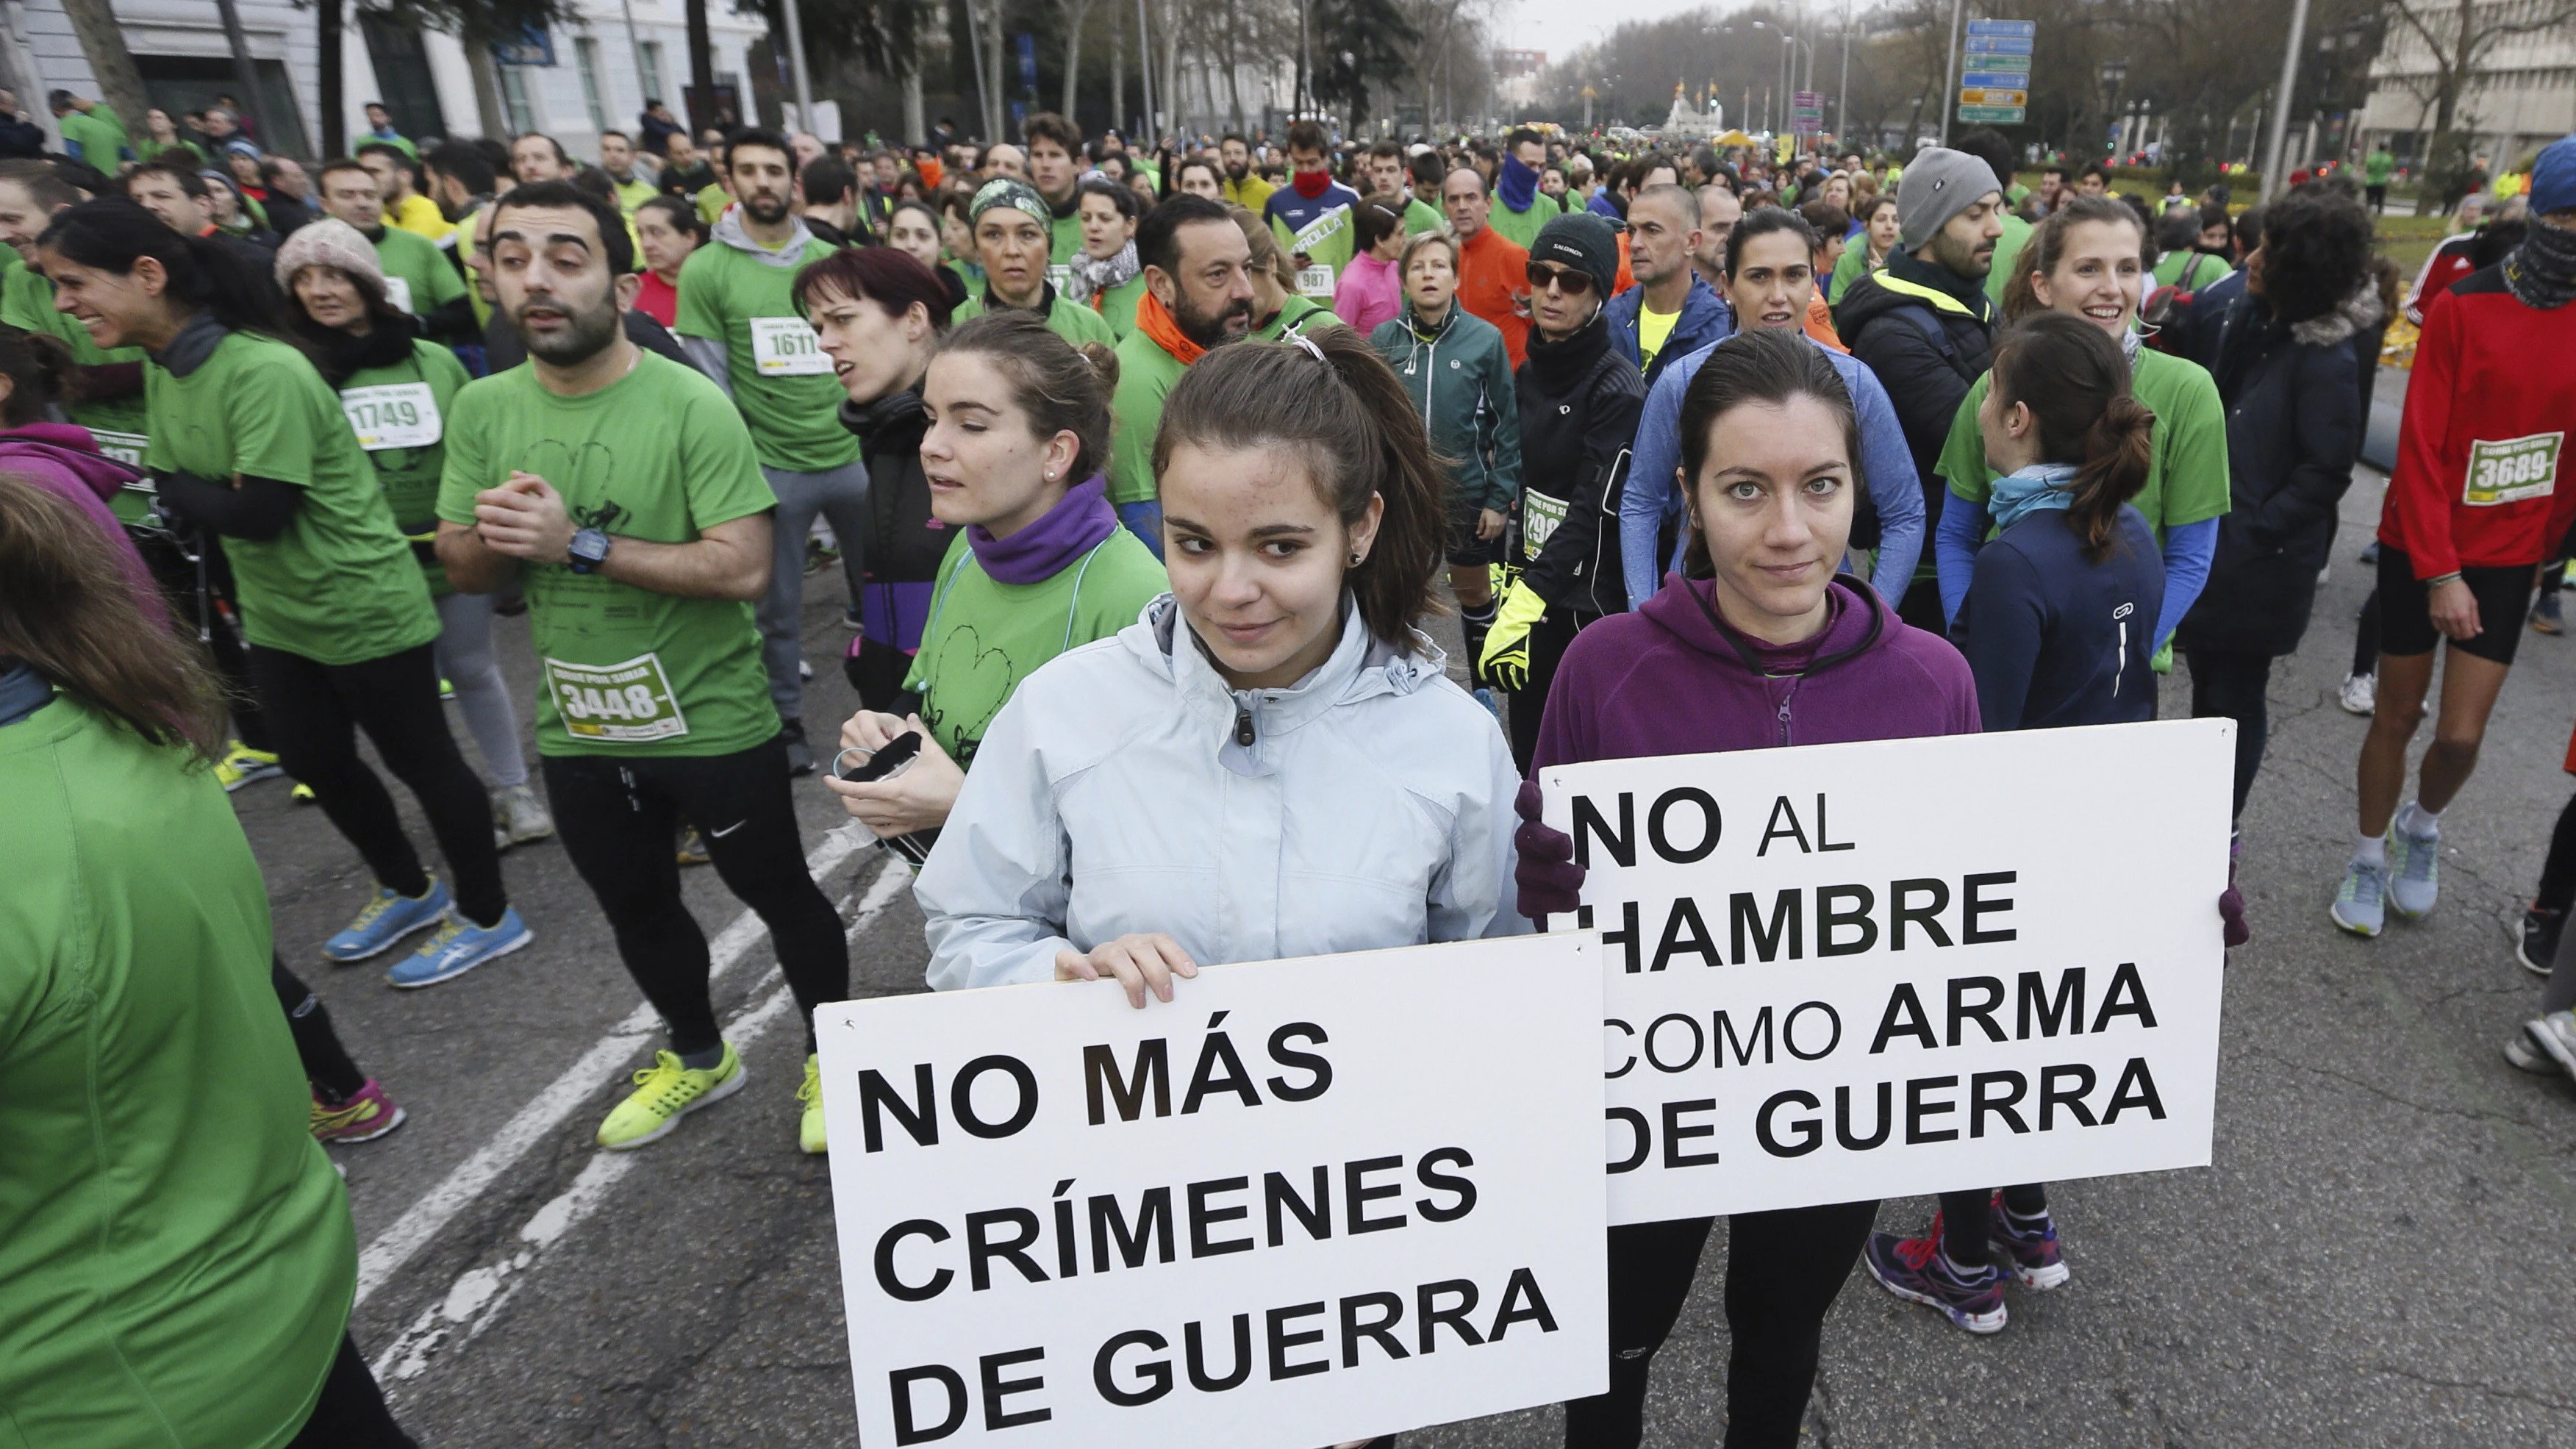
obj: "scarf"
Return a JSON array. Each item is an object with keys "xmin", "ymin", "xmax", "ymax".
[
  {"xmin": 968, "ymin": 473, "xmax": 1119, "ymax": 584},
  {"xmin": 1498, "ymin": 153, "xmax": 1539, "ymax": 212},
  {"xmin": 1066, "ymin": 240, "xmax": 1140, "ymax": 304},
  {"xmin": 301, "ymin": 312, "xmax": 421, "ymax": 387},
  {"xmin": 1989, "ymin": 462, "xmax": 2081, "ymax": 534},
  {"xmin": 151, "ymin": 312, "xmax": 229, "ymax": 378},
  {"xmin": 2502, "ymin": 221, "xmax": 2576, "ymax": 311},
  {"xmin": 1291, "ymin": 168, "xmax": 1331, "ymax": 200},
  {"xmin": 1137, "ymin": 287, "xmax": 1206, "ymax": 365}
]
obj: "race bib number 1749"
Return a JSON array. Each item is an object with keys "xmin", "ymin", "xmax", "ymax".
[
  {"xmin": 541, "ymin": 653, "xmax": 691, "ymax": 743},
  {"xmin": 2464, "ymin": 432, "xmax": 2563, "ymax": 507}
]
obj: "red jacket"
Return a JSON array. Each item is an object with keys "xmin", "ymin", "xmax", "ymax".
[
  {"xmin": 2380, "ymin": 266, "xmax": 2576, "ymax": 576},
  {"xmin": 1456, "ymin": 223, "xmax": 1531, "ymax": 368}
]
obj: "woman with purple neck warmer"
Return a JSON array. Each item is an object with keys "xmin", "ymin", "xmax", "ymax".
[{"xmin": 822, "ymin": 310, "xmax": 1165, "ymax": 842}]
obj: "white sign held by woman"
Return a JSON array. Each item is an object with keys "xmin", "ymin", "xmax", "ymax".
[
  {"xmin": 816, "ymin": 934, "xmax": 1609, "ymax": 1447},
  {"xmin": 1540, "ymin": 718, "xmax": 2235, "ymax": 1226}
]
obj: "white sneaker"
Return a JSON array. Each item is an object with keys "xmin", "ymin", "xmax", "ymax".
[
  {"xmin": 493, "ymin": 784, "xmax": 556, "ymax": 846},
  {"xmin": 2339, "ymin": 673, "xmax": 2376, "ymax": 715},
  {"xmin": 2523, "ymin": 1012, "xmax": 2576, "ymax": 1084}
]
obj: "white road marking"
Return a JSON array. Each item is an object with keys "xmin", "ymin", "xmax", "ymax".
[
  {"xmin": 369, "ymin": 854, "xmax": 912, "ymax": 1387},
  {"xmin": 352, "ymin": 829, "xmax": 879, "ymax": 1308}
]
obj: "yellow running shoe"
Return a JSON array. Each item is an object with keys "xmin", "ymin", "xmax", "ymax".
[
  {"xmin": 595, "ymin": 1043, "xmax": 744, "ymax": 1150},
  {"xmin": 798, "ymin": 1054, "xmax": 827, "ymax": 1154},
  {"xmin": 290, "ymin": 782, "xmax": 317, "ymax": 804},
  {"xmin": 214, "ymin": 743, "xmax": 284, "ymax": 792}
]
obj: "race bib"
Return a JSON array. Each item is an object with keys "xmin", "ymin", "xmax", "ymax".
[
  {"xmin": 542, "ymin": 652, "xmax": 691, "ymax": 743},
  {"xmin": 1523, "ymin": 487, "xmax": 1570, "ymax": 559},
  {"xmin": 1046, "ymin": 263, "xmax": 1074, "ymax": 295},
  {"xmin": 2464, "ymin": 432, "xmax": 2562, "ymax": 507},
  {"xmin": 748, "ymin": 315, "xmax": 832, "ymax": 376},
  {"xmin": 383, "ymin": 276, "xmax": 415, "ymax": 314},
  {"xmin": 90, "ymin": 428, "xmax": 148, "ymax": 469},
  {"xmin": 340, "ymin": 382, "xmax": 443, "ymax": 451},
  {"xmin": 1297, "ymin": 264, "xmax": 1336, "ymax": 298}
]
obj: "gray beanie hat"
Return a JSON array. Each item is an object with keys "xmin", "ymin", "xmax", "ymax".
[
  {"xmin": 273, "ymin": 216, "xmax": 387, "ymax": 301},
  {"xmin": 1529, "ymin": 210, "xmax": 1620, "ymax": 301},
  {"xmin": 1895, "ymin": 147, "xmax": 2005, "ymax": 250}
]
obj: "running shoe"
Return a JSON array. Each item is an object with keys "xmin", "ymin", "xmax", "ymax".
[
  {"xmin": 2520, "ymin": 1012, "xmax": 2576, "ymax": 1085},
  {"xmin": 2339, "ymin": 673, "xmax": 2377, "ymax": 716},
  {"xmin": 387, "ymin": 907, "xmax": 533, "ymax": 989},
  {"xmin": 1863, "ymin": 1226, "xmax": 2007, "ymax": 1334},
  {"xmin": 841, "ymin": 603, "xmax": 865, "ymax": 630},
  {"xmin": 2330, "ymin": 857, "xmax": 2389, "ymax": 937},
  {"xmin": 2519, "ymin": 906, "xmax": 2565, "ymax": 977},
  {"xmin": 804, "ymin": 536, "xmax": 840, "ymax": 575},
  {"xmin": 215, "ymin": 742, "xmax": 284, "ymax": 792},
  {"xmin": 2388, "ymin": 826, "xmax": 2441, "ymax": 920},
  {"xmin": 290, "ymin": 782, "xmax": 317, "ymax": 805},
  {"xmin": 596, "ymin": 1044, "xmax": 745, "ymax": 1150},
  {"xmin": 323, "ymin": 879, "xmax": 451, "ymax": 962},
  {"xmin": 676, "ymin": 824, "xmax": 711, "ymax": 867},
  {"xmin": 1986, "ymin": 1195, "xmax": 2070, "ymax": 1289},
  {"xmin": 798, "ymin": 1053, "xmax": 827, "ymax": 1154},
  {"xmin": 438, "ymin": 676, "xmax": 458, "ymax": 700},
  {"xmin": 311, "ymin": 1079, "xmax": 407, "ymax": 1143},
  {"xmin": 781, "ymin": 718, "xmax": 815, "ymax": 776},
  {"xmin": 2358, "ymin": 540, "xmax": 2380, "ymax": 565},
  {"xmin": 2535, "ymin": 594, "xmax": 2566, "ymax": 635},
  {"xmin": 493, "ymin": 784, "xmax": 555, "ymax": 846},
  {"xmin": 2504, "ymin": 1024, "xmax": 2559, "ymax": 1074}
]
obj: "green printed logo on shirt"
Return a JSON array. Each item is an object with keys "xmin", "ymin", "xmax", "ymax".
[
  {"xmin": 2464, "ymin": 432, "xmax": 2562, "ymax": 507},
  {"xmin": 543, "ymin": 652, "xmax": 690, "ymax": 742}
]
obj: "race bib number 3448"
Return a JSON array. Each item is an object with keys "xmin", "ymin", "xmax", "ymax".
[
  {"xmin": 542, "ymin": 653, "xmax": 690, "ymax": 742},
  {"xmin": 2464, "ymin": 432, "xmax": 2563, "ymax": 507}
]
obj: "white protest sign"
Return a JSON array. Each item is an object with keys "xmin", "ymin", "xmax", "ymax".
[
  {"xmin": 817, "ymin": 934, "xmax": 1609, "ymax": 1448},
  {"xmin": 1540, "ymin": 718, "xmax": 2233, "ymax": 1226}
]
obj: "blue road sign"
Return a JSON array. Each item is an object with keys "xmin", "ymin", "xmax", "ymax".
[
  {"xmin": 1964, "ymin": 36, "xmax": 2034, "ymax": 54},
  {"xmin": 1964, "ymin": 71, "xmax": 2032, "ymax": 87},
  {"xmin": 1966, "ymin": 18, "xmax": 2036, "ymax": 35}
]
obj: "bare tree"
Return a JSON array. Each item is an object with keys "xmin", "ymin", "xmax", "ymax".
[
  {"xmin": 56, "ymin": 0, "xmax": 151, "ymax": 137},
  {"xmin": 1060, "ymin": 0, "xmax": 1101, "ymax": 121},
  {"xmin": 2380, "ymin": 0, "xmax": 2576, "ymax": 176}
]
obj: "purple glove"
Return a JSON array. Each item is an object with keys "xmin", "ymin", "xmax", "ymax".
[
  {"xmin": 1514, "ymin": 780, "xmax": 1585, "ymax": 925},
  {"xmin": 2219, "ymin": 837, "xmax": 2248, "ymax": 950}
]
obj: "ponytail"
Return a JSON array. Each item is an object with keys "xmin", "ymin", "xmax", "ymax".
[
  {"xmin": 1989, "ymin": 312, "xmax": 2155, "ymax": 562},
  {"xmin": 36, "ymin": 197, "xmax": 293, "ymax": 340},
  {"xmin": 0, "ymin": 326, "xmax": 77, "ymax": 424},
  {"xmin": 1154, "ymin": 329, "xmax": 1446, "ymax": 645}
]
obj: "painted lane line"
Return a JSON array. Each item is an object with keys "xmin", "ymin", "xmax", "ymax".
[
  {"xmin": 352, "ymin": 829, "xmax": 875, "ymax": 1308},
  {"xmin": 368, "ymin": 857, "xmax": 913, "ymax": 1387}
]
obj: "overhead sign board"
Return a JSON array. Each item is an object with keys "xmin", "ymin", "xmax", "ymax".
[
  {"xmin": 1958, "ymin": 89, "xmax": 2029, "ymax": 107},
  {"xmin": 1964, "ymin": 35, "xmax": 2034, "ymax": 54},
  {"xmin": 1964, "ymin": 69, "xmax": 2031, "ymax": 87},
  {"xmin": 1958, "ymin": 104, "xmax": 2029, "ymax": 124},
  {"xmin": 1965, "ymin": 18, "xmax": 2036, "ymax": 35}
]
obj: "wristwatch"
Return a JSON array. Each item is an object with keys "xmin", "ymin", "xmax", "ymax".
[{"xmin": 568, "ymin": 527, "xmax": 612, "ymax": 574}]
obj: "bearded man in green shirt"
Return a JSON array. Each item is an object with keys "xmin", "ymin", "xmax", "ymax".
[{"xmin": 437, "ymin": 179, "xmax": 851, "ymax": 1156}]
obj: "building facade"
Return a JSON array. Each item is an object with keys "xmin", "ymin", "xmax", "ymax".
[{"xmin": 2358, "ymin": 10, "xmax": 2576, "ymax": 166}]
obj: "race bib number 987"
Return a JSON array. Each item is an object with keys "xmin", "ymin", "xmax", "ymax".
[
  {"xmin": 2464, "ymin": 432, "xmax": 2562, "ymax": 507},
  {"xmin": 542, "ymin": 652, "xmax": 690, "ymax": 743},
  {"xmin": 749, "ymin": 315, "xmax": 834, "ymax": 376}
]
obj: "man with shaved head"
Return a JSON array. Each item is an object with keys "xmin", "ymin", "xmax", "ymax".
[
  {"xmin": 1606, "ymin": 182, "xmax": 1731, "ymax": 387},
  {"xmin": 1443, "ymin": 162, "xmax": 1531, "ymax": 365}
]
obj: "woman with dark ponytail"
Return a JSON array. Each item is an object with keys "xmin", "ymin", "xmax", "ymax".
[
  {"xmin": 916, "ymin": 327, "xmax": 1519, "ymax": 1053},
  {"xmin": 1858, "ymin": 310, "xmax": 2161, "ymax": 1341}
]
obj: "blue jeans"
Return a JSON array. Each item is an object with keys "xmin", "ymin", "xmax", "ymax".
[{"xmin": 1117, "ymin": 499, "xmax": 1164, "ymax": 559}]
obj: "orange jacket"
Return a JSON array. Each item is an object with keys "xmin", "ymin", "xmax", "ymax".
[
  {"xmin": 1804, "ymin": 291, "xmax": 1846, "ymax": 351},
  {"xmin": 1457, "ymin": 224, "xmax": 1531, "ymax": 368}
]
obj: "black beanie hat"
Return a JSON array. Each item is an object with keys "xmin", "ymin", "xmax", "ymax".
[{"xmin": 1530, "ymin": 211, "xmax": 1618, "ymax": 298}]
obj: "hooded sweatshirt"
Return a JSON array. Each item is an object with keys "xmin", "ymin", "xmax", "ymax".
[
  {"xmin": 673, "ymin": 211, "xmax": 858, "ymax": 472},
  {"xmin": 918, "ymin": 595, "xmax": 1524, "ymax": 990},
  {"xmin": 0, "ymin": 423, "xmax": 161, "ymax": 624},
  {"xmin": 1533, "ymin": 576, "xmax": 1979, "ymax": 771}
]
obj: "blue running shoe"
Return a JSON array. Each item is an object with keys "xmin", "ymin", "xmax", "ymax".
[
  {"xmin": 2330, "ymin": 857, "xmax": 2387, "ymax": 937},
  {"xmin": 323, "ymin": 879, "xmax": 451, "ymax": 962},
  {"xmin": 1863, "ymin": 1226, "xmax": 2007, "ymax": 1334},
  {"xmin": 387, "ymin": 907, "xmax": 533, "ymax": 989},
  {"xmin": 1986, "ymin": 1194, "xmax": 2069, "ymax": 1289},
  {"xmin": 2388, "ymin": 826, "xmax": 2441, "ymax": 920}
]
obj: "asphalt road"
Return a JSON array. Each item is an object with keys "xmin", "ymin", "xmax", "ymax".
[{"xmin": 251, "ymin": 416, "xmax": 2576, "ymax": 1448}]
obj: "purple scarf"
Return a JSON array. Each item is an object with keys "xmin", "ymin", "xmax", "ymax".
[{"xmin": 967, "ymin": 473, "xmax": 1120, "ymax": 584}]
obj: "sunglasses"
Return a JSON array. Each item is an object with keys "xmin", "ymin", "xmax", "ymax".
[{"xmin": 1525, "ymin": 261, "xmax": 1595, "ymax": 297}]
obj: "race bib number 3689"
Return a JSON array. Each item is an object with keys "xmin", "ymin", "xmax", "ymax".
[
  {"xmin": 542, "ymin": 653, "xmax": 690, "ymax": 742},
  {"xmin": 749, "ymin": 315, "xmax": 834, "ymax": 376},
  {"xmin": 2464, "ymin": 432, "xmax": 2563, "ymax": 507}
]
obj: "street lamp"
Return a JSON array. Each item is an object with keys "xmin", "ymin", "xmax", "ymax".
[{"xmin": 2097, "ymin": 60, "xmax": 2127, "ymax": 160}]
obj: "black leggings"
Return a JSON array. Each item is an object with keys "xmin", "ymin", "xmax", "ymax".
[
  {"xmin": 543, "ymin": 740, "xmax": 848, "ymax": 1054},
  {"xmin": 1564, "ymin": 1201, "xmax": 1879, "ymax": 1449},
  {"xmin": 285, "ymin": 1333, "xmax": 418, "ymax": 1448},
  {"xmin": 2351, "ymin": 590, "xmax": 2381, "ymax": 679},
  {"xmin": 272, "ymin": 956, "xmax": 366, "ymax": 1101},
  {"xmin": 247, "ymin": 641, "xmax": 507, "ymax": 927},
  {"xmin": 1937, "ymin": 1184, "xmax": 2050, "ymax": 1265},
  {"xmin": 1506, "ymin": 608, "xmax": 1583, "ymax": 777},
  {"xmin": 2184, "ymin": 647, "xmax": 2273, "ymax": 820}
]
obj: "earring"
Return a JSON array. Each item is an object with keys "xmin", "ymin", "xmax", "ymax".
[{"xmin": 1348, "ymin": 551, "xmax": 1364, "ymax": 565}]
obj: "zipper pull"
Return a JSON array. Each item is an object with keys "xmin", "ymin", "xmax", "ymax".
[{"xmin": 1234, "ymin": 705, "xmax": 1255, "ymax": 746}]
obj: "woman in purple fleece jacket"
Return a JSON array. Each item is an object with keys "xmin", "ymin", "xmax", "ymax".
[{"xmin": 1529, "ymin": 329, "xmax": 1980, "ymax": 1449}]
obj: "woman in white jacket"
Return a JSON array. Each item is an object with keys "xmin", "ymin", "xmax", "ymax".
[{"xmin": 917, "ymin": 329, "xmax": 1526, "ymax": 1003}]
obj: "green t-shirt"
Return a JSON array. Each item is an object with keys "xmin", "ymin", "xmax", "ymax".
[
  {"xmin": 1253, "ymin": 293, "xmax": 1339, "ymax": 343},
  {"xmin": 0, "ymin": 692, "xmax": 352, "ymax": 1449},
  {"xmin": 1938, "ymin": 346, "xmax": 2233, "ymax": 542},
  {"xmin": 951, "ymin": 287, "xmax": 1120, "ymax": 350},
  {"xmin": 2365, "ymin": 150, "xmax": 2397, "ymax": 186},
  {"xmin": 1403, "ymin": 196, "xmax": 1447, "ymax": 235},
  {"xmin": 1985, "ymin": 212, "xmax": 2034, "ymax": 307},
  {"xmin": 1271, "ymin": 205, "xmax": 1356, "ymax": 300},
  {"xmin": 56, "ymin": 103, "xmax": 130, "ymax": 165},
  {"xmin": 1828, "ymin": 240, "xmax": 1876, "ymax": 303},
  {"xmin": 137, "ymin": 136, "xmax": 204, "ymax": 165},
  {"xmin": 1051, "ymin": 207, "xmax": 1086, "ymax": 268},
  {"xmin": 0, "ymin": 254, "xmax": 152, "ymax": 520},
  {"xmin": 369, "ymin": 223, "xmax": 468, "ymax": 318},
  {"xmin": 904, "ymin": 526, "xmax": 1168, "ymax": 765},
  {"xmin": 612, "ymin": 174, "xmax": 659, "ymax": 213},
  {"xmin": 339, "ymin": 337, "xmax": 471, "ymax": 597},
  {"xmin": 2152, "ymin": 249, "xmax": 2230, "ymax": 293},
  {"xmin": 674, "ymin": 235, "xmax": 861, "ymax": 473},
  {"xmin": 1108, "ymin": 324, "xmax": 1188, "ymax": 504},
  {"xmin": 435, "ymin": 351, "xmax": 781, "ymax": 757},
  {"xmin": 1092, "ymin": 274, "xmax": 1147, "ymax": 338},
  {"xmin": 146, "ymin": 331, "xmax": 437, "ymax": 664},
  {"xmin": 1486, "ymin": 193, "xmax": 1561, "ymax": 251}
]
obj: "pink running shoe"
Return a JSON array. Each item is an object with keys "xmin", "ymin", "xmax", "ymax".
[{"xmin": 311, "ymin": 1079, "xmax": 407, "ymax": 1144}]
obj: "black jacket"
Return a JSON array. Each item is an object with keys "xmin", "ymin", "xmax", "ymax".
[
  {"xmin": 1514, "ymin": 308, "xmax": 1644, "ymax": 618},
  {"xmin": 842, "ymin": 385, "xmax": 946, "ymax": 586},
  {"xmin": 1833, "ymin": 248, "xmax": 1997, "ymax": 532},
  {"xmin": 2173, "ymin": 284, "xmax": 2368, "ymax": 658}
]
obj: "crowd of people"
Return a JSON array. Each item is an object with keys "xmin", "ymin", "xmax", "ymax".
[{"xmin": 3, "ymin": 90, "xmax": 2573, "ymax": 1446}]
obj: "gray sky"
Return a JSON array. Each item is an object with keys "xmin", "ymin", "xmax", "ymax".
[{"xmin": 1498, "ymin": 0, "xmax": 1729, "ymax": 83}]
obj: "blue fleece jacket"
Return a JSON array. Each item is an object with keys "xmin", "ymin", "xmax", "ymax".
[
  {"xmin": 1604, "ymin": 275, "xmax": 1734, "ymax": 390},
  {"xmin": 1936, "ymin": 498, "xmax": 2215, "ymax": 651},
  {"xmin": 1953, "ymin": 505, "xmax": 2164, "ymax": 730},
  {"xmin": 1619, "ymin": 332, "xmax": 1926, "ymax": 609}
]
